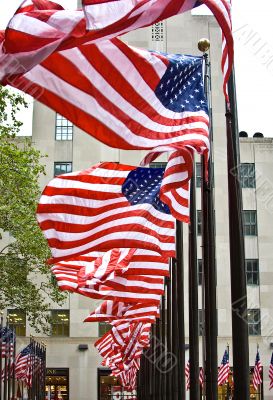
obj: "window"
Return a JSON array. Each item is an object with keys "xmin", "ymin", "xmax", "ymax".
[
  {"xmin": 54, "ymin": 162, "xmax": 72, "ymax": 176},
  {"xmin": 240, "ymin": 163, "xmax": 255, "ymax": 188},
  {"xmin": 8, "ymin": 310, "xmax": 26, "ymax": 336},
  {"xmin": 248, "ymin": 309, "xmax": 261, "ymax": 336},
  {"xmin": 243, "ymin": 211, "xmax": 257, "ymax": 236},
  {"xmin": 198, "ymin": 309, "xmax": 204, "ymax": 336},
  {"xmin": 246, "ymin": 259, "xmax": 259, "ymax": 285},
  {"xmin": 196, "ymin": 162, "xmax": 214, "ymax": 188},
  {"xmin": 197, "ymin": 210, "xmax": 202, "ymax": 236},
  {"xmin": 51, "ymin": 310, "xmax": 69, "ymax": 337},
  {"xmin": 55, "ymin": 114, "xmax": 73, "ymax": 141},
  {"xmin": 198, "ymin": 259, "xmax": 203, "ymax": 286},
  {"xmin": 99, "ymin": 322, "xmax": 112, "ymax": 337},
  {"xmin": 151, "ymin": 22, "xmax": 164, "ymax": 42},
  {"xmin": 150, "ymin": 162, "xmax": 167, "ymax": 169}
]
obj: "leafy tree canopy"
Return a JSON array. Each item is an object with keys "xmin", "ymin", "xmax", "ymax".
[{"xmin": 0, "ymin": 86, "xmax": 65, "ymax": 333}]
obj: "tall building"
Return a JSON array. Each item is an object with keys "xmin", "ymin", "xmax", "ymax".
[{"xmin": 5, "ymin": 8, "xmax": 273, "ymax": 400}]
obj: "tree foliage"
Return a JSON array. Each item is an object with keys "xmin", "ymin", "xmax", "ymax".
[{"xmin": 0, "ymin": 86, "xmax": 65, "ymax": 333}]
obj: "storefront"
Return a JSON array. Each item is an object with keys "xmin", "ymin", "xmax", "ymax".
[
  {"xmin": 98, "ymin": 368, "xmax": 137, "ymax": 399},
  {"xmin": 46, "ymin": 368, "xmax": 69, "ymax": 400}
]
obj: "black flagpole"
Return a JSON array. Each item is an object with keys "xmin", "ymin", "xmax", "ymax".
[
  {"xmin": 171, "ymin": 257, "xmax": 179, "ymax": 400},
  {"xmin": 166, "ymin": 269, "xmax": 172, "ymax": 399},
  {"xmin": 188, "ymin": 164, "xmax": 200, "ymax": 400},
  {"xmin": 161, "ymin": 283, "xmax": 166, "ymax": 400},
  {"xmin": 226, "ymin": 67, "xmax": 249, "ymax": 399},
  {"xmin": 0, "ymin": 313, "xmax": 3, "ymax": 400},
  {"xmin": 176, "ymin": 221, "xmax": 185, "ymax": 400},
  {"xmin": 199, "ymin": 41, "xmax": 218, "ymax": 400}
]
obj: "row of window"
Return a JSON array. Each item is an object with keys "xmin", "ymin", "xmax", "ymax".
[
  {"xmin": 197, "ymin": 210, "xmax": 258, "ymax": 236},
  {"xmin": 198, "ymin": 259, "xmax": 260, "ymax": 286},
  {"xmin": 198, "ymin": 309, "xmax": 261, "ymax": 336}
]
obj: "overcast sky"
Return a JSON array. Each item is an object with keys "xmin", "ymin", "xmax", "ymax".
[{"xmin": 1, "ymin": 0, "xmax": 273, "ymax": 137}]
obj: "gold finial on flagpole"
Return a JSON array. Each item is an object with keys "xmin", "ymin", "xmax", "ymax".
[{"xmin": 198, "ymin": 38, "xmax": 210, "ymax": 53}]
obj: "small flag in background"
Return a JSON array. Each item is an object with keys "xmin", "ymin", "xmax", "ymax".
[
  {"xmin": 252, "ymin": 349, "xmax": 262, "ymax": 391},
  {"xmin": 218, "ymin": 349, "xmax": 230, "ymax": 386},
  {"xmin": 269, "ymin": 352, "xmax": 273, "ymax": 390}
]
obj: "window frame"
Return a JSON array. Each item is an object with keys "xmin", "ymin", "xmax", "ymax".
[
  {"xmin": 54, "ymin": 162, "xmax": 72, "ymax": 177},
  {"xmin": 243, "ymin": 210, "xmax": 258, "ymax": 236},
  {"xmin": 55, "ymin": 114, "xmax": 73, "ymax": 141},
  {"xmin": 197, "ymin": 210, "xmax": 202, "ymax": 236},
  {"xmin": 7, "ymin": 309, "xmax": 26, "ymax": 337},
  {"xmin": 240, "ymin": 163, "xmax": 256, "ymax": 188},
  {"xmin": 51, "ymin": 310, "xmax": 70, "ymax": 337},
  {"xmin": 98, "ymin": 322, "xmax": 112, "ymax": 337},
  {"xmin": 246, "ymin": 259, "xmax": 259, "ymax": 286},
  {"xmin": 198, "ymin": 259, "xmax": 203, "ymax": 286},
  {"xmin": 247, "ymin": 309, "xmax": 261, "ymax": 336}
]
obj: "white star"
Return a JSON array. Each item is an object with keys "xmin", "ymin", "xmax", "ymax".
[
  {"xmin": 179, "ymin": 89, "xmax": 182, "ymax": 94},
  {"xmin": 170, "ymin": 67, "xmax": 174, "ymax": 73},
  {"xmin": 189, "ymin": 94, "xmax": 194, "ymax": 99},
  {"xmin": 181, "ymin": 104, "xmax": 185, "ymax": 109},
  {"xmin": 171, "ymin": 87, "xmax": 174, "ymax": 92},
  {"xmin": 176, "ymin": 63, "xmax": 179, "ymax": 69},
  {"xmin": 174, "ymin": 75, "xmax": 177, "ymax": 81},
  {"xmin": 165, "ymin": 91, "xmax": 168, "ymax": 97},
  {"xmin": 192, "ymin": 77, "xmax": 196, "ymax": 81},
  {"xmin": 167, "ymin": 79, "xmax": 171, "ymax": 85},
  {"xmin": 195, "ymin": 105, "xmax": 201, "ymax": 109},
  {"xmin": 160, "ymin": 83, "xmax": 164, "ymax": 89},
  {"xmin": 187, "ymin": 81, "xmax": 191, "ymax": 86},
  {"xmin": 174, "ymin": 94, "xmax": 178, "ymax": 100},
  {"xmin": 170, "ymin": 99, "xmax": 173, "ymax": 104},
  {"xmin": 197, "ymin": 72, "xmax": 202, "ymax": 76},
  {"xmin": 194, "ymin": 89, "xmax": 200, "ymax": 93},
  {"xmin": 185, "ymin": 100, "xmax": 190, "ymax": 104},
  {"xmin": 200, "ymin": 100, "xmax": 205, "ymax": 104}
]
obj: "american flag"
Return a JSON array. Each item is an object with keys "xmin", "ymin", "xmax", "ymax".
[
  {"xmin": 222, "ymin": 0, "xmax": 232, "ymax": 102},
  {"xmin": 51, "ymin": 250, "xmax": 168, "ymax": 304},
  {"xmin": 15, "ymin": 344, "xmax": 33, "ymax": 386},
  {"xmin": 84, "ymin": 300, "xmax": 160, "ymax": 324},
  {"xmin": 11, "ymin": 38, "xmax": 209, "ymax": 158},
  {"xmin": 185, "ymin": 361, "xmax": 204, "ymax": 390},
  {"xmin": 1, "ymin": 0, "xmax": 232, "ymax": 98},
  {"xmin": 218, "ymin": 349, "xmax": 230, "ymax": 386},
  {"xmin": 252, "ymin": 350, "xmax": 262, "ymax": 391},
  {"xmin": 37, "ymin": 162, "xmax": 180, "ymax": 263},
  {"xmin": 0, "ymin": 328, "xmax": 14, "ymax": 358},
  {"xmin": 185, "ymin": 360, "xmax": 190, "ymax": 390},
  {"xmin": 269, "ymin": 352, "xmax": 273, "ymax": 390}
]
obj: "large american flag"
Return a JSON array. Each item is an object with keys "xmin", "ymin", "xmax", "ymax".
[
  {"xmin": 37, "ymin": 162, "xmax": 181, "ymax": 263},
  {"xmin": 252, "ymin": 350, "xmax": 262, "ymax": 391},
  {"xmin": 218, "ymin": 349, "xmax": 230, "ymax": 386},
  {"xmin": 1, "ymin": 0, "xmax": 232, "ymax": 96},
  {"xmin": 10, "ymin": 38, "xmax": 209, "ymax": 156},
  {"xmin": 15, "ymin": 344, "xmax": 33, "ymax": 386},
  {"xmin": 269, "ymin": 352, "xmax": 273, "ymax": 390}
]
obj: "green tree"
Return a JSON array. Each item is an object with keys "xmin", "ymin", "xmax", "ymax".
[{"xmin": 0, "ymin": 86, "xmax": 65, "ymax": 333}]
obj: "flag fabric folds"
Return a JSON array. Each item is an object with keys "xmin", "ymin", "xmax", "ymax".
[
  {"xmin": 218, "ymin": 349, "xmax": 230, "ymax": 386},
  {"xmin": 15, "ymin": 344, "xmax": 33, "ymax": 387},
  {"xmin": 269, "ymin": 352, "xmax": 273, "ymax": 390},
  {"xmin": 252, "ymin": 350, "xmax": 262, "ymax": 391},
  {"xmin": 37, "ymin": 162, "xmax": 180, "ymax": 263},
  {"xmin": 1, "ymin": 0, "xmax": 233, "ymax": 98},
  {"xmin": 10, "ymin": 38, "xmax": 210, "ymax": 155}
]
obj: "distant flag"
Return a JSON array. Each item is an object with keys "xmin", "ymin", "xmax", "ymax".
[
  {"xmin": 218, "ymin": 349, "xmax": 230, "ymax": 386},
  {"xmin": 185, "ymin": 360, "xmax": 190, "ymax": 390},
  {"xmin": 269, "ymin": 352, "xmax": 273, "ymax": 390},
  {"xmin": 199, "ymin": 366, "xmax": 204, "ymax": 388},
  {"xmin": 37, "ymin": 162, "xmax": 185, "ymax": 263},
  {"xmin": 15, "ymin": 344, "xmax": 33, "ymax": 387},
  {"xmin": 0, "ymin": 328, "xmax": 14, "ymax": 358},
  {"xmin": 1, "ymin": 0, "xmax": 233, "ymax": 100},
  {"xmin": 252, "ymin": 349, "xmax": 262, "ymax": 391}
]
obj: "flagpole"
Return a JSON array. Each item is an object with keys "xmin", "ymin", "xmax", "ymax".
[
  {"xmin": 176, "ymin": 221, "xmax": 185, "ymax": 400},
  {"xmin": 199, "ymin": 39, "xmax": 218, "ymax": 400},
  {"xmin": 226, "ymin": 67, "xmax": 250, "ymax": 399},
  {"xmin": 0, "ymin": 312, "xmax": 3, "ymax": 400},
  {"xmin": 161, "ymin": 284, "xmax": 166, "ymax": 400},
  {"xmin": 171, "ymin": 257, "xmax": 179, "ymax": 400},
  {"xmin": 227, "ymin": 344, "xmax": 230, "ymax": 399},
  {"xmin": 166, "ymin": 271, "xmax": 172, "ymax": 399},
  {"xmin": 188, "ymin": 164, "xmax": 200, "ymax": 400}
]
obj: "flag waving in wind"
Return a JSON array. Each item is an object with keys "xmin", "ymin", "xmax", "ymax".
[
  {"xmin": 10, "ymin": 38, "xmax": 209, "ymax": 154},
  {"xmin": 269, "ymin": 352, "xmax": 273, "ymax": 390},
  {"xmin": 218, "ymin": 349, "xmax": 230, "ymax": 386},
  {"xmin": 252, "ymin": 349, "xmax": 262, "ymax": 391},
  {"xmin": 1, "ymin": 0, "xmax": 233, "ymax": 98}
]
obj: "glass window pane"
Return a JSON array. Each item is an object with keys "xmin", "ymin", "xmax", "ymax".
[
  {"xmin": 150, "ymin": 162, "xmax": 167, "ymax": 169},
  {"xmin": 55, "ymin": 113, "xmax": 73, "ymax": 141},
  {"xmin": 54, "ymin": 162, "xmax": 72, "ymax": 176},
  {"xmin": 243, "ymin": 211, "xmax": 257, "ymax": 236},
  {"xmin": 8, "ymin": 310, "xmax": 26, "ymax": 336},
  {"xmin": 246, "ymin": 259, "xmax": 259, "ymax": 285},
  {"xmin": 99, "ymin": 322, "xmax": 112, "ymax": 337},
  {"xmin": 240, "ymin": 163, "xmax": 256, "ymax": 188},
  {"xmin": 51, "ymin": 310, "xmax": 70, "ymax": 337},
  {"xmin": 248, "ymin": 309, "xmax": 261, "ymax": 336}
]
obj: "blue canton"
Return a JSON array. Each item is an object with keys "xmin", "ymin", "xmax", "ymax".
[
  {"xmin": 154, "ymin": 54, "xmax": 208, "ymax": 113},
  {"xmin": 122, "ymin": 167, "xmax": 170, "ymax": 214},
  {"xmin": 222, "ymin": 350, "xmax": 229, "ymax": 365}
]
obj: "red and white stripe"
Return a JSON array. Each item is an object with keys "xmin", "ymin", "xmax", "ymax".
[
  {"xmin": 185, "ymin": 360, "xmax": 190, "ymax": 390},
  {"xmin": 252, "ymin": 354, "xmax": 262, "ymax": 391},
  {"xmin": 199, "ymin": 367, "xmax": 204, "ymax": 387},
  {"xmin": 10, "ymin": 38, "xmax": 210, "ymax": 155},
  {"xmin": 220, "ymin": 0, "xmax": 232, "ymax": 102},
  {"xmin": 1, "ymin": 0, "xmax": 232, "ymax": 97},
  {"xmin": 269, "ymin": 353, "xmax": 273, "ymax": 390},
  {"xmin": 37, "ymin": 162, "xmax": 176, "ymax": 263},
  {"xmin": 84, "ymin": 300, "xmax": 159, "ymax": 323},
  {"xmin": 218, "ymin": 361, "xmax": 230, "ymax": 386}
]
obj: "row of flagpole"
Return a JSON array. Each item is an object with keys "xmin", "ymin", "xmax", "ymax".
[{"xmin": 0, "ymin": 314, "xmax": 46, "ymax": 400}]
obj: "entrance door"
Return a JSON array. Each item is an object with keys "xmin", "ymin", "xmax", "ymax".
[{"xmin": 46, "ymin": 368, "xmax": 69, "ymax": 400}]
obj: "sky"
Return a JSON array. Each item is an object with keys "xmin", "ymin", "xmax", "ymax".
[{"xmin": 0, "ymin": 0, "xmax": 273, "ymax": 137}]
